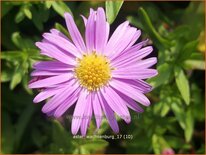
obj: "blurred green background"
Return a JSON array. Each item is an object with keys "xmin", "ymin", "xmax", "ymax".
[{"xmin": 1, "ymin": 1, "xmax": 205, "ymax": 154}]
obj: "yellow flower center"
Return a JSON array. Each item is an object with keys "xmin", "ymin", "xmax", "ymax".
[{"xmin": 75, "ymin": 53, "xmax": 111, "ymax": 91}]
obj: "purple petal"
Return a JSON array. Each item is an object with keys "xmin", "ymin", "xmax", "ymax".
[
  {"xmin": 115, "ymin": 78, "xmax": 152, "ymax": 93},
  {"xmin": 28, "ymin": 73, "xmax": 72, "ymax": 88},
  {"xmin": 118, "ymin": 91, "xmax": 144, "ymax": 113},
  {"xmin": 104, "ymin": 21, "xmax": 129, "ymax": 56},
  {"xmin": 81, "ymin": 93, "xmax": 93, "ymax": 136},
  {"xmin": 33, "ymin": 86, "xmax": 65, "ymax": 103},
  {"xmin": 95, "ymin": 7, "xmax": 107, "ymax": 54},
  {"xmin": 43, "ymin": 33, "xmax": 81, "ymax": 58},
  {"xmin": 42, "ymin": 80, "xmax": 78, "ymax": 113},
  {"xmin": 50, "ymin": 28, "xmax": 70, "ymax": 41},
  {"xmin": 31, "ymin": 70, "xmax": 69, "ymax": 76},
  {"xmin": 64, "ymin": 13, "xmax": 86, "ymax": 53},
  {"xmin": 110, "ymin": 79, "xmax": 150, "ymax": 106},
  {"xmin": 33, "ymin": 61, "xmax": 73, "ymax": 71},
  {"xmin": 85, "ymin": 10, "xmax": 96, "ymax": 53},
  {"xmin": 92, "ymin": 93, "xmax": 103, "ymax": 129},
  {"xmin": 124, "ymin": 30, "xmax": 141, "ymax": 51},
  {"xmin": 54, "ymin": 87, "xmax": 81, "ymax": 117},
  {"xmin": 36, "ymin": 42, "xmax": 76, "ymax": 65},
  {"xmin": 71, "ymin": 89, "xmax": 88, "ymax": 135},
  {"xmin": 109, "ymin": 28, "xmax": 140, "ymax": 60},
  {"xmin": 112, "ymin": 69, "xmax": 158, "ymax": 79},
  {"xmin": 111, "ymin": 40, "xmax": 149, "ymax": 65},
  {"xmin": 97, "ymin": 91, "xmax": 119, "ymax": 133},
  {"xmin": 80, "ymin": 15, "xmax": 87, "ymax": 26},
  {"xmin": 100, "ymin": 86, "xmax": 131, "ymax": 123}
]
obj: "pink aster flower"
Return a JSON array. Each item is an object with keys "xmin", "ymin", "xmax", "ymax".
[{"xmin": 29, "ymin": 7, "xmax": 158, "ymax": 136}]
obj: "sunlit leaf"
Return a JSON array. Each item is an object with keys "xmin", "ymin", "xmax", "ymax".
[
  {"xmin": 10, "ymin": 70, "xmax": 22, "ymax": 90},
  {"xmin": 105, "ymin": 1, "xmax": 123, "ymax": 24},
  {"xmin": 174, "ymin": 66, "xmax": 190, "ymax": 105},
  {"xmin": 183, "ymin": 60, "xmax": 205, "ymax": 70},
  {"xmin": 52, "ymin": 1, "xmax": 73, "ymax": 17},
  {"xmin": 184, "ymin": 109, "xmax": 194, "ymax": 142},
  {"xmin": 23, "ymin": 6, "xmax": 32, "ymax": 19}
]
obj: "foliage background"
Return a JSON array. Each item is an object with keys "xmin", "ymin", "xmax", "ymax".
[{"xmin": 1, "ymin": 1, "xmax": 205, "ymax": 154}]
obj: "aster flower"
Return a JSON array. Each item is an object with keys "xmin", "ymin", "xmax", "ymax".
[{"xmin": 29, "ymin": 7, "xmax": 158, "ymax": 136}]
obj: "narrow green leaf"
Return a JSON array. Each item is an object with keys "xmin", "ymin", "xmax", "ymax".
[
  {"xmin": 1, "ymin": 51, "xmax": 23, "ymax": 61},
  {"xmin": 185, "ymin": 109, "xmax": 194, "ymax": 142},
  {"xmin": 160, "ymin": 103, "xmax": 170, "ymax": 117},
  {"xmin": 52, "ymin": 1, "xmax": 73, "ymax": 17},
  {"xmin": 138, "ymin": 7, "xmax": 171, "ymax": 49},
  {"xmin": 23, "ymin": 7, "xmax": 32, "ymax": 19},
  {"xmin": 10, "ymin": 71, "xmax": 22, "ymax": 90},
  {"xmin": 15, "ymin": 10, "xmax": 25, "ymax": 23},
  {"xmin": 174, "ymin": 66, "xmax": 190, "ymax": 105},
  {"xmin": 171, "ymin": 102, "xmax": 186, "ymax": 129},
  {"xmin": 183, "ymin": 60, "xmax": 205, "ymax": 70},
  {"xmin": 106, "ymin": 1, "xmax": 123, "ymax": 24}
]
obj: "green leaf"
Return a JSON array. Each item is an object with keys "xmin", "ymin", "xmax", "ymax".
[
  {"xmin": 15, "ymin": 10, "xmax": 25, "ymax": 23},
  {"xmin": 1, "ymin": 51, "xmax": 23, "ymax": 61},
  {"xmin": 23, "ymin": 7, "xmax": 32, "ymax": 19},
  {"xmin": 11, "ymin": 32, "xmax": 36, "ymax": 49},
  {"xmin": 174, "ymin": 66, "xmax": 190, "ymax": 105},
  {"xmin": 148, "ymin": 63, "xmax": 172, "ymax": 88},
  {"xmin": 105, "ymin": 1, "xmax": 123, "ymax": 24},
  {"xmin": 171, "ymin": 102, "xmax": 186, "ymax": 130},
  {"xmin": 183, "ymin": 60, "xmax": 205, "ymax": 70},
  {"xmin": 45, "ymin": 1, "xmax": 53, "ymax": 9},
  {"xmin": 138, "ymin": 7, "xmax": 171, "ymax": 49},
  {"xmin": 52, "ymin": 1, "xmax": 73, "ymax": 17},
  {"xmin": 184, "ymin": 109, "xmax": 194, "ymax": 142},
  {"xmin": 160, "ymin": 103, "xmax": 170, "ymax": 117},
  {"xmin": 55, "ymin": 22, "xmax": 70, "ymax": 38},
  {"xmin": 178, "ymin": 40, "xmax": 198, "ymax": 62},
  {"xmin": 22, "ymin": 74, "xmax": 33, "ymax": 94},
  {"xmin": 152, "ymin": 134, "xmax": 169, "ymax": 154},
  {"xmin": 10, "ymin": 70, "xmax": 22, "ymax": 90},
  {"xmin": 1, "ymin": 68, "xmax": 13, "ymax": 82}
]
